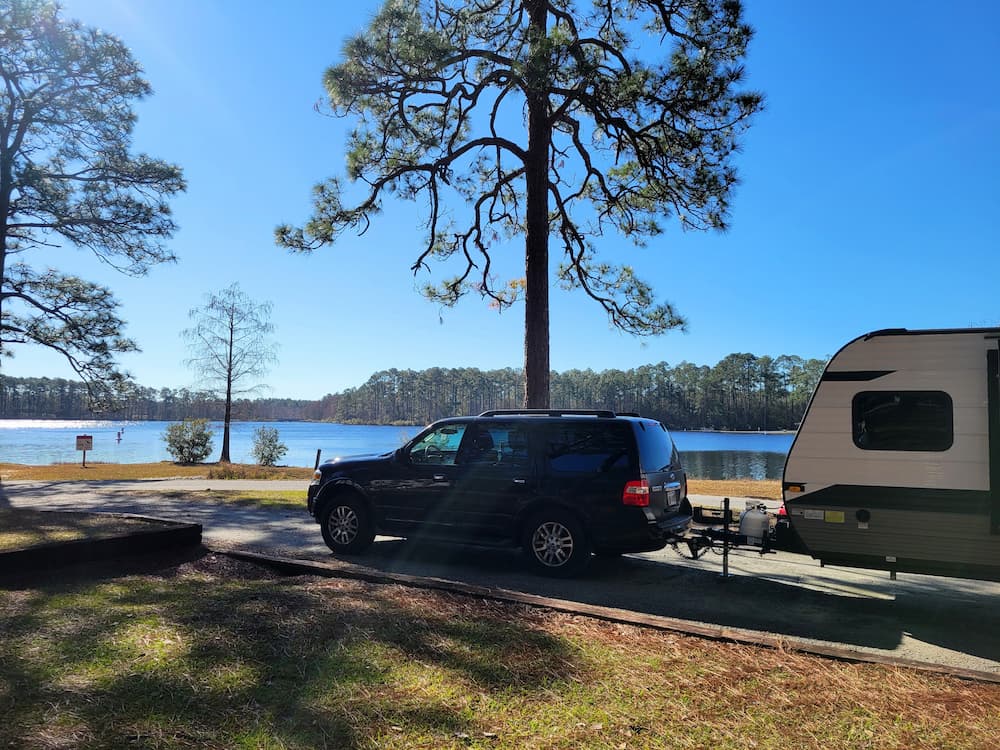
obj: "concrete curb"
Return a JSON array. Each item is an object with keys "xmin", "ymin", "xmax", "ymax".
[
  {"xmin": 0, "ymin": 513, "xmax": 203, "ymax": 574},
  {"xmin": 217, "ymin": 546, "xmax": 1000, "ymax": 685}
]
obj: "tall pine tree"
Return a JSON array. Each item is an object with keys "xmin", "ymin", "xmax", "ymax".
[
  {"xmin": 0, "ymin": 0, "xmax": 184, "ymax": 409},
  {"xmin": 278, "ymin": 0, "xmax": 761, "ymax": 406}
]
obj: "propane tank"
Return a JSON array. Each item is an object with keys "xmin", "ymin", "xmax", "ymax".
[{"xmin": 738, "ymin": 504, "xmax": 770, "ymax": 547}]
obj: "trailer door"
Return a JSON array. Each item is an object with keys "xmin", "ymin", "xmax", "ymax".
[{"xmin": 987, "ymin": 344, "xmax": 1000, "ymax": 535}]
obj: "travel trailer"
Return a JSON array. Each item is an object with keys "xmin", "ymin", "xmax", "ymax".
[{"xmin": 782, "ymin": 328, "xmax": 1000, "ymax": 582}]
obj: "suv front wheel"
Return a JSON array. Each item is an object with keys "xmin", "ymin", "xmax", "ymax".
[
  {"xmin": 319, "ymin": 494, "xmax": 375, "ymax": 554},
  {"xmin": 522, "ymin": 509, "xmax": 591, "ymax": 577}
]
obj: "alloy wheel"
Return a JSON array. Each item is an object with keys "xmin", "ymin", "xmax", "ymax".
[
  {"xmin": 531, "ymin": 520, "xmax": 574, "ymax": 567},
  {"xmin": 328, "ymin": 505, "xmax": 359, "ymax": 546}
]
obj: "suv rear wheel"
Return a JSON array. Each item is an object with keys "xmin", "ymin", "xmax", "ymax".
[
  {"xmin": 522, "ymin": 509, "xmax": 591, "ymax": 577},
  {"xmin": 319, "ymin": 495, "xmax": 375, "ymax": 554}
]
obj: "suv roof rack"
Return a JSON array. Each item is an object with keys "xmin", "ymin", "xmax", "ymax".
[{"xmin": 478, "ymin": 409, "xmax": 618, "ymax": 418}]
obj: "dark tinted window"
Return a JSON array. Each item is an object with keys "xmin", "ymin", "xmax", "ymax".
[
  {"xmin": 461, "ymin": 422, "xmax": 531, "ymax": 467},
  {"xmin": 544, "ymin": 423, "xmax": 634, "ymax": 475},
  {"xmin": 852, "ymin": 391, "xmax": 953, "ymax": 452},
  {"xmin": 633, "ymin": 420, "xmax": 678, "ymax": 472}
]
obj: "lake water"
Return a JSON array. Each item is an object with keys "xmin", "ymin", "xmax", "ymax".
[{"xmin": 0, "ymin": 420, "xmax": 794, "ymax": 480}]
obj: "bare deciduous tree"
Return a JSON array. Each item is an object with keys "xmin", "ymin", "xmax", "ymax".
[{"xmin": 182, "ymin": 283, "xmax": 277, "ymax": 463}]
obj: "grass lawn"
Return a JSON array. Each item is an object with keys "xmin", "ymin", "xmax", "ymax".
[{"xmin": 0, "ymin": 552, "xmax": 996, "ymax": 750}]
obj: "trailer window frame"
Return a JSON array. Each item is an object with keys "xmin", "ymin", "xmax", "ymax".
[{"xmin": 852, "ymin": 390, "xmax": 954, "ymax": 452}]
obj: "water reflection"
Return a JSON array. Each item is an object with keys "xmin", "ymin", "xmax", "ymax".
[{"xmin": 679, "ymin": 450, "xmax": 786, "ymax": 481}]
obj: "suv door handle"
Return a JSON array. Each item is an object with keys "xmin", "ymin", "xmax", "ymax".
[
  {"xmin": 433, "ymin": 474, "xmax": 447, "ymax": 482},
  {"xmin": 512, "ymin": 478, "xmax": 527, "ymax": 485}
]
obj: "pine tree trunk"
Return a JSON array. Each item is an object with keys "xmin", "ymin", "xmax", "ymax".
[{"xmin": 523, "ymin": 0, "xmax": 550, "ymax": 409}]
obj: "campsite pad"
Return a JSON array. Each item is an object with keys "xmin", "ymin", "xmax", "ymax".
[
  {"xmin": 0, "ymin": 508, "xmax": 202, "ymax": 573},
  {"xmin": 0, "ymin": 508, "xmax": 163, "ymax": 552}
]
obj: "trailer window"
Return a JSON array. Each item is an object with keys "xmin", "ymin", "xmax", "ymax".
[{"xmin": 852, "ymin": 391, "xmax": 953, "ymax": 452}]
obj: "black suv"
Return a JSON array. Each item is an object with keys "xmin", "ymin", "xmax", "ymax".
[{"xmin": 307, "ymin": 410, "xmax": 691, "ymax": 576}]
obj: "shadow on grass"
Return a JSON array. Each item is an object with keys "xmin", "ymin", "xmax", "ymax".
[
  {"xmin": 0, "ymin": 548, "xmax": 584, "ymax": 748},
  {"xmin": 7, "ymin": 480, "xmax": 998, "ymax": 668},
  {"xmin": 341, "ymin": 537, "xmax": 1000, "ymax": 663}
]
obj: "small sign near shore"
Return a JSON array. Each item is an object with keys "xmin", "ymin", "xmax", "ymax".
[{"xmin": 76, "ymin": 434, "xmax": 93, "ymax": 467}]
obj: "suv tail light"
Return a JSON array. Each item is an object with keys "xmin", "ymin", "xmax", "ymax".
[{"xmin": 622, "ymin": 480, "xmax": 650, "ymax": 506}]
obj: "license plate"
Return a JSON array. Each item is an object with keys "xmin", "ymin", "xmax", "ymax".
[{"xmin": 666, "ymin": 489, "xmax": 679, "ymax": 507}]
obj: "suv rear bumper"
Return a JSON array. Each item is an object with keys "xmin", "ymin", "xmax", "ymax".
[{"xmin": 592, "ymin": 511, "xmax": 692, "ymax": 554}]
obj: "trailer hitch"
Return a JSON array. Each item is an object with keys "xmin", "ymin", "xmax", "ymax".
[
  {"xmin": 672, "ymin": 527, "xmax": 778, "ymax": 560},
  {"xmin": 682, "ymin": 534, "xmax": 714, "ymax": 560}
]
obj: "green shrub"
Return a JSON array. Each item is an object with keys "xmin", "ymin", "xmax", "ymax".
[
  {"xmin": 251, "ymin": 426, "xmax": 287, "ymax": 466},
  {"xmin": 163, "ymin": 419, "xmax": 214, "ymax": 463}
]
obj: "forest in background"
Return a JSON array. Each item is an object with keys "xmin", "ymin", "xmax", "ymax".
[{"xmin": 0, "ymin": 353, "xmax": 826, "ymax": 431}]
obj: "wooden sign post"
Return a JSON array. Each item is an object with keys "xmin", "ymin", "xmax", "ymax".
[{"xmin": 76, "ymin": 434, "xmax": 93, "ymax": 467}]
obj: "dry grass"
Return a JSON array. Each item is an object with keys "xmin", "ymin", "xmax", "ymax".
[
  {"xmin": 0, "ymin": 552, "xmax": 996, "ymax": 749},
  {"xmin": 1, "ymin": 464, "xmax": 781, "ymax": 501},
  {"xmin": 689, "ymin": 478, "xmax": 781, "ymax": 500},
  {"xmin": 129, "ymin": 489, "xmax": 305, "ymax": 510},
  {"xmin": 0, "ymin": 462, "xmax": 313, "ymax": 481},
  {"xmin": 204, "ymin": 464, "xmax": 313, "ymax": 480}
]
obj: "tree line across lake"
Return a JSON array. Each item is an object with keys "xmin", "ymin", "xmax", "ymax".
[{"xmin": 0, "ymin": 352, "xmax": 826, "ymax": 432}]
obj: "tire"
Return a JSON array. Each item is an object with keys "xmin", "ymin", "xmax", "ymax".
[
  {"xmin": 522, "ymin": 509, "xmax": 591, "ymax": 577},
  {"xmin": 319, "ymin": 494, "xmax": 375, "ymax": 554}
]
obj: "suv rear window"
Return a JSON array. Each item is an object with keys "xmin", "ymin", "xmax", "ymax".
[
  {"xmin": 543, "ymin": 422, "xmax": 634, "ymax": 475},
  {"xmin": 633, "ymin": 420, "xmax": 678, "ymax": 472}
]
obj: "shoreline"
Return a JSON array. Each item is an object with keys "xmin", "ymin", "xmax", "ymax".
[
  {"xmin": 0, "ymin": 417, "xmax": 795, "ymax": 433},
  {"xmin": 0, "ymin": 462, "xmax": 782, "ymax": 499}
]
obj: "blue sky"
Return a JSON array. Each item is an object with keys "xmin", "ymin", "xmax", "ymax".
[{"xmin": 4, "ymin": 0, "xmax": 998, "ymax": 399}]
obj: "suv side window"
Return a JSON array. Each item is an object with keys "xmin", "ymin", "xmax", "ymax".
[
  {"xmin": 543, "ymin": 423, "xmax": 633, "ymax": 475},
  {"xmin": 409, "ymin": 423, "xmax": 468, "ymax": 465},
  {"xmin": 461, "ymin": 421, "xmax": 531, "ymax": 468}
]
